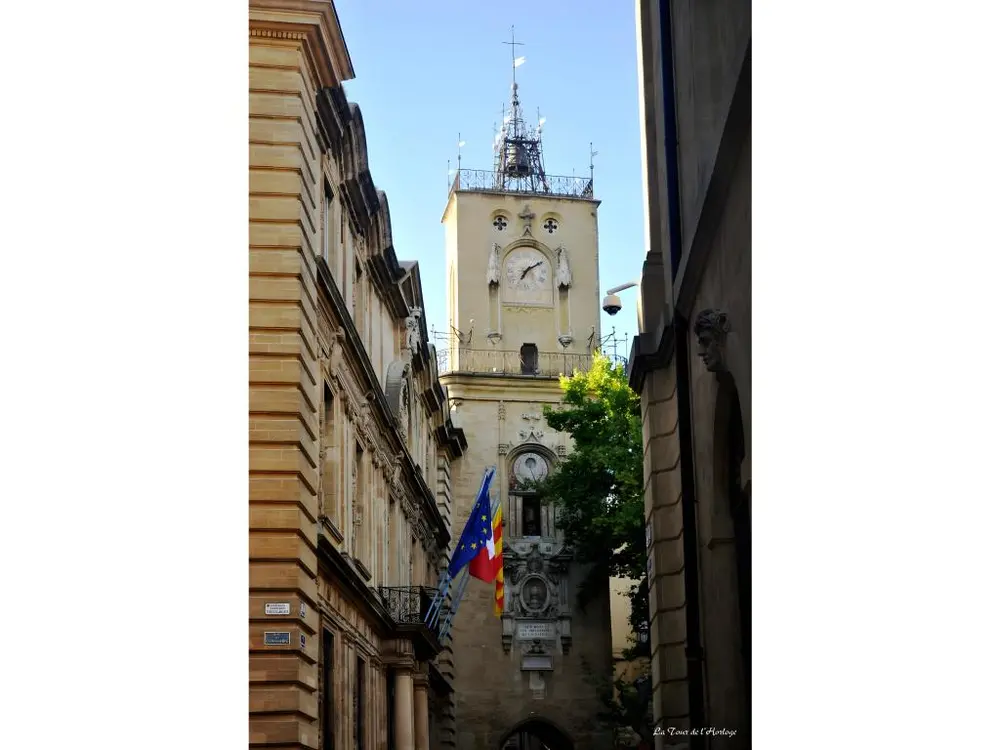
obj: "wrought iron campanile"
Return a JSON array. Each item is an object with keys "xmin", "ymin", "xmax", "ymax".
[{"xmin": 493, "ymin": 27, "xmax": 550, "ymax": 194}]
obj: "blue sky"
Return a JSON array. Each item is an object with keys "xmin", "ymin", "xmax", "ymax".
[{"xmin": 335, "ymin": 0, "xmax": 645, "ymax": 353}]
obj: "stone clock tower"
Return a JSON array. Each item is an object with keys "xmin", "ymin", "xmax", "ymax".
[{"xmin": 438, "ymin": 39, "xmax": 613, "ymax": 750}]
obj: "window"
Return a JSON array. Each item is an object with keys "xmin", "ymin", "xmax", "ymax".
[
  {"xmin": 520, "ymin": 343, "xmax": 539, "ymax": 375},
  {"xmin": 323, "ymin": 182, "xmax": 333, "ymax": 262},
  {"xmin": 355, "ymin": 656, "xmax": 365, "ymax": 750},
  {"xmin": 353, "ymin": 260, "xmax": 363, "ymax": 324},
  {"xmin": 352, "ymin": 442, "xmax": 364, "ymax": 561},
  {"xmin": 542, "ymin": 217, "xmax": 558, "ymax": 234},
  {"xmin": 493, "ymin": 215, "xmax": 508, "ymax": 231},
  {"xmin": 322, "ymin": 631, "xmax": 335, "ymax": 750},
  {"xmin": 522, "ymin": 496, "xmax": 541, "ymax": 536}
]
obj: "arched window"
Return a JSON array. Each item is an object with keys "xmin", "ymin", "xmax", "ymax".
[{"xmin": 520, "ymin": 343, "xmax": 538, "ymax": 374}]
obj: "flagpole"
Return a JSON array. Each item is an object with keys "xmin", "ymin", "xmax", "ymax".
[{"xmin": 427, "ymin": 465, "xmax": 500, "ymax": 638}]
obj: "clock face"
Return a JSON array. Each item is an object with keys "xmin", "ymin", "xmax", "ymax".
[
  {"xmin": 513, "ymin": 452, "xmax": 549, "ymax": 484},
  {"xmin": 504, "ymin": 248, "xmax": 550, "ymax": 293}
]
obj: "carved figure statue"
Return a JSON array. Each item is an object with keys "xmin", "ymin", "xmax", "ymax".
[
  {"xmin": 555, "ymin": 245, "xmax": 572, "ymax": 288},
  {"xmin": 405, "ymin": 307, "xmax": 422, "ymax": 355},
  {"xmin": 487, "ymin": 243, "xmax": 501, "ymax": 285},
  {"xmin": 693, "ymin": 309, "xmax": 731, "ymax": 373}
]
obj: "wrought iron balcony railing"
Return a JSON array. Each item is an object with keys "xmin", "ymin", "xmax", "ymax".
[
  {"xmin": 450, "ymin": 168, "xmax": 594, "ymax": 199},
  {"xmin": 374, "ymin": 586, "xmax": 446, "ymax": 639},
  {"xmin": 440, "ymin": 349, "xmax": 592, "ymax": 378}
]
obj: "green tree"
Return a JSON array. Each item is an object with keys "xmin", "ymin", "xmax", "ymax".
[{"xmin": 537, "ymin": 354, "xmax": 653, "ymax": 740}]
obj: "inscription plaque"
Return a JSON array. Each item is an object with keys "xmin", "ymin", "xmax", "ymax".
[
  {"xmin": 265, "ymin": 602, "xmax": 291, "ymax": 616},
  {"xmin": 517, "ymin": 622, "xmax": 556, "ymax": 640},
  {"xmin": 264, "ymin": 631, "xmax": 291, "ymax": 646}
]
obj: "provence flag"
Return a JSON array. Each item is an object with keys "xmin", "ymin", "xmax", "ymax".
[
  {"xmin": 492, "ymin": 505, "xmax": 504, "ymax": 617},
  {"xmin": 447, "ymin": 467, "xmax": 496, "ymax": 578}
]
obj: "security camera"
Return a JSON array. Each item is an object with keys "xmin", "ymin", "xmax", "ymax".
[{"xmin": 602, "ymin": 294, "xmax": 622, "ymax": 316}]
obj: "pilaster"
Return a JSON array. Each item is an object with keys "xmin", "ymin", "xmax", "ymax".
[
  {"xmin": 642, "ymin": 362, "xmax": 692, "ymax": 745},
  {"xmin": 413, "ymin": 673, "xmax": 430, "ymax": 750}
]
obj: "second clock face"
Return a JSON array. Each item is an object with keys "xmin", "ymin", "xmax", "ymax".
[
  {"xmin": 504, "ymin": 248, "xmax": 550, "ymax": 292},
  {"xmin": 513, "ymin": 452, "xmax": 549, "ymax": 484}
]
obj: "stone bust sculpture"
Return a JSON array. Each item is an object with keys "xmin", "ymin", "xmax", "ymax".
[
  {"xmin": 693, "ymin": 308, "xmax": 731, "ymax": 373},
  {"xmin": 524, "ymin": 578, "xmax": 546, "ymax": 610}
]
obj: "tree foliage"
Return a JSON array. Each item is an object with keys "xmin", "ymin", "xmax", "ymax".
[
  {"xmin": 536, "ymin": 354, "xmax": 653, "ymax": 739},
  {"xmin": 539, "ymin": 353, "xmax": 645, "ymax": 598}
]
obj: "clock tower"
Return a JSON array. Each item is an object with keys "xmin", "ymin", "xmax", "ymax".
[{"xmin": 438, "ymin": 31, "xmax": 612, "ymax": 750}]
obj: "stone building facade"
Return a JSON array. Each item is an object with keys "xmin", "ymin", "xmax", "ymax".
[
  {"xmin": 439, "ymin": 67, "xmax": 614, "ymax": 750},
  {"xmin": 628, "ymin": 1, "xmax": 750, "ymax": 749},
  {"xmin": 249, "ymin": 2, "xmax": 467, "ymax": 748}
]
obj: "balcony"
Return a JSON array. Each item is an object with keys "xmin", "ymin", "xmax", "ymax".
[
  {"xmin": 374, "ymin": 586, "xmax": 449, "ymax": 659},
  {"xmin": 441, "ymin": 349, "xmax": 592, "ymax": 378},
  {"xmin": 450, "ymin": 168, "xmax": 594, "ymax": 199}
]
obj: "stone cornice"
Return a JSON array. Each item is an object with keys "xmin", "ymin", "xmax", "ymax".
[
  {"xmin": 316, "ymin": 85, "xmax": 350, "ymax": 153},
  {"xmin": 249, "ymin": 0, "xmax": 354, "ymax": 87},
  {"xmin": 627, "ymin": 326, "xmax": 675, "ymax": 394}
]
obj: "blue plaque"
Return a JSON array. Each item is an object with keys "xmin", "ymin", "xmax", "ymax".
[{"xmin": 264, "ymin": 631, "xmax": 291, "ymax": 646}]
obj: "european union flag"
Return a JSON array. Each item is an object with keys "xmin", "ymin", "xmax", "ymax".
[{"xmin": 447, "ymin": 467, "xmax": 496, "ymax": 577}]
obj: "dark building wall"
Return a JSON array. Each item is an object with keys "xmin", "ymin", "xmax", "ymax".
[
  {"xmin": 631, "ymin": 1, "xmax": 751, "ymax": 748},
  {"xmin": 669, "ymin": 0, "xmax": 751, "ymax": 262}
]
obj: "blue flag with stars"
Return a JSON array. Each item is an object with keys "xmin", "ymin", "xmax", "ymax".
[{"xmin": 447, "ymin": 467, "xmax": 496, "ymax": 577}]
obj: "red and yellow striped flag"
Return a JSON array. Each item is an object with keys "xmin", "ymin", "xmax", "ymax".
[{"xmin": 492, "ymin": 504, "xmax": 504, "ymax": 617}]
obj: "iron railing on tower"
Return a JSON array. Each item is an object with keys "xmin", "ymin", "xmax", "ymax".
[
  {"xmin": 450, "ymin": 168, "xmax": 593, "ymax": 199},
  {"xmin": 439, "ymin": 348, "xmax": 592, "ymax": 378}
]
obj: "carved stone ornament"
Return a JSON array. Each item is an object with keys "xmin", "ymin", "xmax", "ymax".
[
  {"xmin": 504, "ymin": 541, "xmax": 569, "ymax": 626},
  {"xmin": 518, "ymin": 204, "xmax": 535, "ymax": 236},
  {"xmin": 693, "ymin": 308, "xmax": 731, "ymax": 374},
  {"xmin": 399, "ymin": 379, "xmax": 410, "ymax": 438},
  {"xmin": 555, "ymin": 245, "xmax": 572, "ymax": 288},
  {"xmin": 405, "ymin": 307, "xmax": 423, "ymax": 357},
  {"xmin": 487, "ymin": 243, "xmax": 501, "ymax": 286},
  {"xmin": 391, "ymin": 451, "xmax": 405, "ymax": 486},
  {"xmin": 518, "ymin": 411, "xmax": 545, "ymax": 442}
]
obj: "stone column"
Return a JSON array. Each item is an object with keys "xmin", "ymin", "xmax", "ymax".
[
  {"xmin": 394, "ymin": 669, "xmax": 415, "ymax": 750},
  {"xmin": 413, "ymin": 674, "xmax": 430, "ymax": 750}
]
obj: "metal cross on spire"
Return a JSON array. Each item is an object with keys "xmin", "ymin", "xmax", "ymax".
[{"xmin": 502, "ymin": 26, "xmax": 524, "ymax": 86}]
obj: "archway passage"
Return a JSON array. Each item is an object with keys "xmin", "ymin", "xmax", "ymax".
[{"xmin": 499, "ymin": 718, "xmax": 574, "ymax": 750}]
